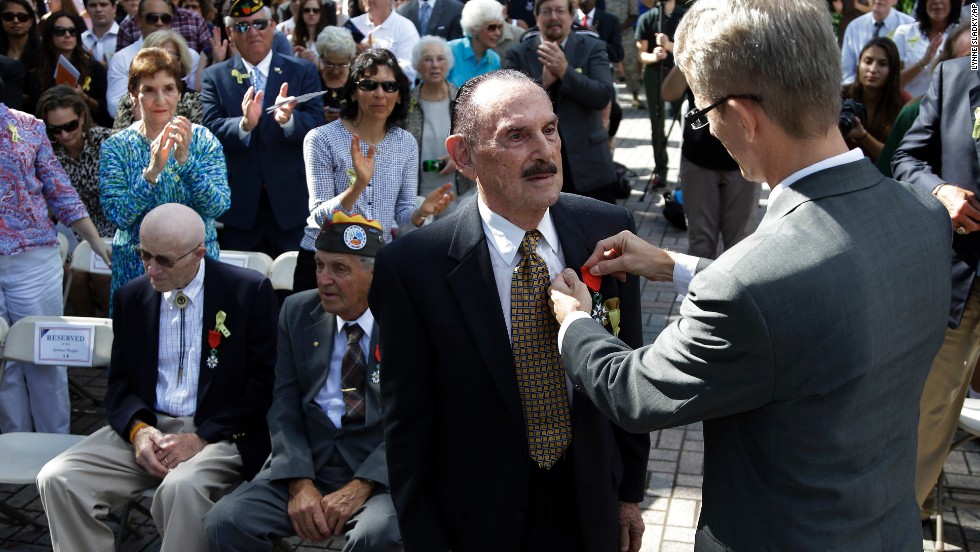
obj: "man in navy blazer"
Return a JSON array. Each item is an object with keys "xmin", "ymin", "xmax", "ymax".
[
  {"xmin": 398, "ymin": 0, "xmax": 464, "ymax": 40},
  {"xmin": 893, "ymin": 56, "xmax": 980, "ymax": 517},
  {"xmin": 38, "ymin": 203, "xmax": 279, "ymax": 552},
  {"xmin": 201, "ymin": 0, "xmax": 325, "ymax": 256}
]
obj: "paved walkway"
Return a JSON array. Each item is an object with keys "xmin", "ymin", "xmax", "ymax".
[{"xmin": 2, "ymin": 83, "xmax": 979, "ymax": 551}]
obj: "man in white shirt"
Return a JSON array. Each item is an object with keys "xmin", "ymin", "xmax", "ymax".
[
  {"xmin": 550, "ymin": 0, "xmax": 953, "ymax": 549},
  {"xmin": 351, "ymin": 0, "xmax": 420, "ymax": 82},
  {"xmin": 37, "ymin": 203, "xmax": 279, "ymax": 552},
  {"xmin": 81, "ymin": 0, "xmax": 120, "ymax": 66},
  {"xmin": 840, "ymin": 0, "xmax": 913, "ymax": 84}
]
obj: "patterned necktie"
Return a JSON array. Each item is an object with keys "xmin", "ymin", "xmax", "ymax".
[
  {"xmin": 250, "ymin": 67, "xmax": 266, "ymax": 95},
  {"xmin": 341, "ymin": 323, "xmax": 366, "ymax": 424},
  {"xmin": 419, "ymin": 1, "xmax": 432, "ymax": 34},
  {"xmin": 511, "ymin": 230, "xmax": 571, "ymax": 469},
  {"xmin": 873, "ymin": 21, "xmax": 884, "ymax": 37}
]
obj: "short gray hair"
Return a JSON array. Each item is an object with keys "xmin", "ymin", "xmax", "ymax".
[
  {"xmin": 460, "ymin": 0, "xmax": 503, "ymax": 37},
  {"xmin": 224, "ymin": 6, "xmax": 272, "ymax": 28},
  {"xmin": 411, "ymin": 35, "xmax": 454, "ymax": 73},
  {"xmin": 143, "ymin": 30, "xmax": 192, "ymax": 78},
  {"xmin": 316, "ymin": 25, "xmax": 357, "ymax": 59},
  {"xmin": 674, "ymin": 0, "xmax": 840, "ymax": 139}
]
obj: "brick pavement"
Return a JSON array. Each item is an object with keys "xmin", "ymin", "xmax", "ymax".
[{"xmin": 2, "ymin": 83, "xmax": 979, "ymax": 551}]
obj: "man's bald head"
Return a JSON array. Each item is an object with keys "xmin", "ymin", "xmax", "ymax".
[
  {"xmin": 141, "ymin": 203, "xmax": 206, "ymax": 250},
  {"xmin": 139, "ymin": 204, "xmax": 208, "ymax": 292}
]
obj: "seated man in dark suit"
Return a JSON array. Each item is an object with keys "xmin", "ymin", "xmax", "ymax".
[
  {"xmin": 38, "ymin": 203, "xmax": 279, "ymax": 552},
  {"xmin": 204, "ymin": 213, "xmax": 401, "ymax": 551}
]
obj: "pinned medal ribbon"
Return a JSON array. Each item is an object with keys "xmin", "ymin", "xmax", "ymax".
[
  {"xmin": 371, "ymin": 344, "xmax": 381, "ymax": 384},
  {"xmin": 207, "ymin": 311, "xmax": 229, "ymax": 370},
  {"xmin": 580, "ymin": 266, "xmax": 609, "ymax": 328}
]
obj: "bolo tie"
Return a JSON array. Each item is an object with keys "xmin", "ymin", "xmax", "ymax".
[{"xmin": 174, "ymin": 290, "xmax": 189, "ymax": 384}]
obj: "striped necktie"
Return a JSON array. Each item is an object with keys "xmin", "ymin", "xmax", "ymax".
[{"xmin": 341, "ymin": 323, "xmax": 366, "ymax": 423}]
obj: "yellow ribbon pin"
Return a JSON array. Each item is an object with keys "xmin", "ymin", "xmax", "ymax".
[
  {"xmin": 604, "ymin": 298, "xmax": 621, "ymax": 337},
  {"xmin": 8, "ymin": 124, "xmax": 19, "ymax": 143},
  {"xmin": 81, "ymin": 76, "xmax": 92, "ymax": 92},
  {"xmin": 231, "ymin": 68, "xmax": 249, "ymax": 85},
  {"xmin": 973, "ymin": 107, "xmax": 980, "ymax": 140},
  {"xmin": 215, "ymin": 310, "xmax": 231, "ymax": 338}
]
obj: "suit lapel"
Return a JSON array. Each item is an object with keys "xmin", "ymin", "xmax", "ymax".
[
  {"xmin": 550, "ymin": 196, "xmax": 590, "ymax": 273},
  {"xmin": 446, "ymin": 200, "xmax": 525, "ymax": 428},
  {"xmin": 303, "ymin": 302, "xmax": 335, "ymax": 407},
  {"xmin": 197, "ymin": 259, "xmax": 230, "ymax": 408},
  {"xmin": 136, "ymin": 279, "xmax": 161, "ymax": 398},
  {"xmin": 263, "ymin": 52, "xmax": 287, "ymax": 109},
  {"xmin": 364, "ymin": 322, "xmax": 381, "ymax": 427},
  {"xmin": 231, "ymin": 55, "xmax": 251, "ymax": 94}
]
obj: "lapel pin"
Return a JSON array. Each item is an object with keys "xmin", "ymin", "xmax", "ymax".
[{"xmin": 313, "ymin": 341, "xmax": 319, "ymax": 347}]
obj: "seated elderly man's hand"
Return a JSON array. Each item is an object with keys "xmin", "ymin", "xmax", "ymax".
[
  {"xmin": 154, "ymin": 433, "xmax": 207, "ymax": 471},
  {"xmin": 288, "ymin": 479, "xmax": 331, "ymax": 542},
  {"xmin": 549, "ymin": 268, "xmax": 592, "ymax": 325},
  {"xmin": 320, "ymin": 479, "xmax": 374, "ymax": 537},
  {"xmin": 584, "ymin": 230, "xmax": 675, "ymax": 282},
  {"xmin": 132, "ymin": 425, "xmax": 169, "ymax": 478}
]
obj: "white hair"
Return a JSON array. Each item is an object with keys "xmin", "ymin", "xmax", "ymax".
[
  {"xmin": 316, "ymin": 25, "xmax": 357, "ymax": 59},
  {"xmin": 460, "ymin": 0, "xmax": 503, "ymax": 37},
  {"xmin": 411, "ymin": 35, "xmax": 455, "ymax": 72}
]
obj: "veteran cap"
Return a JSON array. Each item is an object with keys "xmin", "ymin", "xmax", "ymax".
[
  {"xmin": 228, "ymin": 0, "xmax": 264, "ymax": 17},
  {"xmin": 315, "ymin": 212, "xmax": 384, "ymax": 258}
]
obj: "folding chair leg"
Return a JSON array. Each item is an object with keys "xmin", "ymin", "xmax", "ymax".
[
  {"xmin": 0, "ymin": 500, "xmax": 46, "ymax": 529},
  {"xmin": 936, "ymin": 471, "xmax": 944, "ymax": 552}
]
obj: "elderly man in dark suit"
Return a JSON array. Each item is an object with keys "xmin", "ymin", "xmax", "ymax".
[
  {"xmin": 398, "ymin": 0, "xmax": 464, "ymax": 40},
  {"xmin": 38, "ymin": 203, "xmax": 279, "ymax": 552},
  {"xmin": 369, "ymin": 69, "xmax": 649, "ymax": 552},
  {"xmin": 504, "ymin": 0, "xmax": 618, "ymax": 203},
  {"xmin": 550, "ymin": 0, "xmax": 953, "ymax": 549},
  {"xmin": 204, "ymin": 213, "xmax": 400, "ymax": 551},
  {"xmin": 201, "ymin": 0, "xmax": 325, "ymax": 256},
  {"xmin": 893, "ymin": 56, "xmax": 980, "ymax": 518}
]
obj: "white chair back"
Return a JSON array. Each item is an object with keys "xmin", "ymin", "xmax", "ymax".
[
  {"xmin": 270, "ymin": 251, "xmax": 298, "ymax": 291},
  {"xmin": 1, "ymin": 316, "xmax": 113, "ymax": 367},
  {"xmin": 219, "ymin": 250, "xmax": 274, "ymax": 277}
]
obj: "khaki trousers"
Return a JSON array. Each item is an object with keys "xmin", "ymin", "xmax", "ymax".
[
  {"xmin": 37, "ymin": 415, "xmax": 242, "ymax": 552},
  {"xmin": 915, "ymin": 284, "xmax": 980, "ymax": 513}
]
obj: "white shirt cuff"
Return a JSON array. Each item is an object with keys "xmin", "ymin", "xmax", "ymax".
[
  {"xmin": 672, "ymin": 252, "xmax": 700, "ymax": 297},
  {"xmin": 237, "ymin": 118, "xmax": 252, "ymax": 144},
  {"xmin": 558, "ymin": 311, "xmax": 594, "ymax": 354},
  {"xmin": 279, "ymin": 115, "xmax": 296, "ymax": 134}
]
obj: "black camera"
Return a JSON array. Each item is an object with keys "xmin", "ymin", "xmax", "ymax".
[
  {"xmin": 838, "ymin": 98, "xmax": 867, "ymax": 137},
  {"xmin": 422, "ymin": 159, "xmax": 447, "ymax": 173}
]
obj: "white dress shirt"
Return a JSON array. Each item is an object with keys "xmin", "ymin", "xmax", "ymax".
[
  {"xmin": 314, "ymin": 309, "xmax": 375, "ymax": 428},
  {"xmin": 351, "ymin": 11, "xmax": 421, "ymax": 83},
  {"xmin": 81, "ymin": 21, "xmax": 120, "ymax": 66},
  {"xmin": 155, "ymin": 260, "xmax": 206, "ymax": 417},
  {"xmin": 840, "ymin": 8, "xmax": 914, "ymax": 84}
]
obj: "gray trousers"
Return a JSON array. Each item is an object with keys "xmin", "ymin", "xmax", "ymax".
[
  {"xmin": 37, "ymin": 416, "xmax": 243, "ymax": 552},
  {"xmin": 679, "ymin": 155, "xmax": 760, "ymax": 259}
]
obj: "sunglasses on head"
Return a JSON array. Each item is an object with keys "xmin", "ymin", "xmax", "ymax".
[
  {"xmin": 1, "ymin": 11, "xmax": 30, "ymax": 22},
  {"xmin": 356, "ymin": 79, "xmax": 399, "ymax": 93},
  {"xmin": 142, "ymin": 11, "xmax": 173, "ymax": 24},
  {"xmin": 46, "ymin": 119, "xmax": 80, "ymax": 135},
  {"xmin": 51, "ymin": 25, "xmax": 77, "ymax": 36},
  {"xmin": 302, "ymin": 6, "xmax": 319, "ymax": 13},
  {"xmin": 139, "ymin": 244, "xmax": 201, "ymax": 268},
  {"xmin": 231, "ymin": 19, "xmax": 270, "ymax": 33}
]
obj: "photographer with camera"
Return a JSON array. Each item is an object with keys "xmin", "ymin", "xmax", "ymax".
[{"xmin": 840, "ymin": 37, "xmax": 906, "ymax": 162}]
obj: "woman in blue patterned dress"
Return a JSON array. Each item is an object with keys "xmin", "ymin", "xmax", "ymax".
[
  {"xmin": 100, "ymin": 47, "xmax": 230, "ymax": 307},
  {"xmin": 297, "ymin": 48, "xmax": 454, "ymax": 291}
]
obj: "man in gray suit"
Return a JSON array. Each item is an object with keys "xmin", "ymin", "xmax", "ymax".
[
  {"xmin": 204, "ymin": 214, "xmax": 401, "ymax": 551},
  {"xmin": 893, "ymin": 55, "xmax": 980, "ymax": 518},
  {"xmin": 549, "ymin": 0, "xmax": 953, "ymax": 549},
  {"xmin": 504, "ymin": 0, "xmax": 618, "ymax": 203},
  {"xmin": 398, "ymin": 0, "xmax": 464, "ymax": 40}
]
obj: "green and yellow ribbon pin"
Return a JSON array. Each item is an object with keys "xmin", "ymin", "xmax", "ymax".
[
  {"xmin": 8, "ymin": 124, "xmax": 20, "ymax": 143},
  {"xmin": 215, "ymin": 310, "xmax": 231, "ymax": 338},
  {"xmin": 604, "ymin": 298, "xmax": 621, "ymax": 337},
  {"xmin": 973, "ymin": 107, "xmax": 980, "ymax": 140},
  {"xmin": 231, "ymin": 68, "xmax": 249, "ymax": 85}
]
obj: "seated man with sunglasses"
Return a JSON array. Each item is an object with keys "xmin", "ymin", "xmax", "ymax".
[
  {"xmin": 106, "ymin": 0, "xmax": 201, "ymax": 117},
  {"xmin": 38, "ymin": 202, "xmax": 279, "ymax": 552}
]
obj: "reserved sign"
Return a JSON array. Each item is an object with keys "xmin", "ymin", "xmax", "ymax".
[{"xmin": 34, "ymin": 323, "xmax": 96, "ymax": 366}]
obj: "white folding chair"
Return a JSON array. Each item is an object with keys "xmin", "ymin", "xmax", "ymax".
[
  {"xmin": 270, "ymin": 251, "xmax": 298, "ymax": 292},
  {"xmin": 934, "ymin": 398, "xmax": 980, "ymax": 551},
  {"xmin": 56, "ymin": 232, "xmax": 70, "ymax": 264},
  {"xmin": 219, "ymin": 250, "xmax": 274, "ymax": 277},
  {"xmin": 63, "ymin": 239, "xmax": 113, "ymax": 308}
]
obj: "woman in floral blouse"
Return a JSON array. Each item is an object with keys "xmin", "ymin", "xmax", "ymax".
[{"xmin": 100, "ymin": 47, "xmax": 230, "ymax": 308}]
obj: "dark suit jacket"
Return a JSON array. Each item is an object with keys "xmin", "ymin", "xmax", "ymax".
[
  {"xmin": 105, "ymin": 257, "xmax": 280, "ymax": 479},
  {"xmin": 589, "ymin": 9, "xmax": 624, "ymax": 63},
  {"xmin": 397, "ymin": 0, "xmax": 463, "ymax": 40},
  {"xmin": 201, "ymin": 53, "xmax": 326, "ymax": 234},
  {"xmin": 267, "ymin": 291, "xmax": 387, "ymax": 487},
  {"xmin": 504, "ymin": 32, "xmax": 617, "ymax": 193},
  {"xmin": 0, "ymin": 55, "xmax": 24, "ymax": 110},
  {"xmin": 893, "ymin": 56, "xmax": 980, "ymax": 328},
  {"xmin": 563, "ymin": 160, "xmax": 952, "ymax": 550},
  {"xmin": 369, "ymin": 194, "xmax": 650, "ymax": 552}
]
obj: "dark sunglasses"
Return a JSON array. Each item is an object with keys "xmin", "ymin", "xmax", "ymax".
[
  {"xmin": 356, "ymin": 79, "xmax": 399, "ymax": 93},
  {"xmin": 231, "ymin": 19, "xmax": 270, "ymax": 33},
  {"xmin": 686, "ymin": 94, "xmax": 763, "ymax": 130},
  {"xmin": 51, "ymin": 25, "xmax": 77, "ymax": 36},
  {"xmin": 1, "ymin": 11, "xmax": 30, "ymax": 22},
  {"xmin": 302, "ymin": 6, "xmax": 320, "ymax": 13},
  {"xmin": 46, "ymin": 119, "xmax": 80, "ymax": 135},
  {"xmin": 485, "ymin": 23, "xmax": 502, "ymax": 31},
  {"xmin": 142, "ymin": 12, "xmax": 173, "ymax": 24},
  {"xmin": 139, "ymin": 244, "xmax": 201, "ymax": 268}
]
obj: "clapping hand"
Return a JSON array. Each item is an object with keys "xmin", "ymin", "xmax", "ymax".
[
  {"xmin": 146, "ymin": 116, "xmax": 192, "ymax": 182},
  {"xmin": 210, "ymin": 26, "xmax": 229, "ymax": 63},
  {"xmin": 273, "ymin": 82, "xmax": 298, "ymax": 125},
  {"xmin": 241, "ymin": 85, "xmax": 264, "ymax": 132},
  {"xmin": 420, "ymin": 183, "xmax": 456, "ymax": 218},
  {"xmin": 538, "ymin": 40, "xmax": 569, "ymax": 88},
  {"xmin": 349, "ymin": 134, "xmax": 375, "ymax": 187}
]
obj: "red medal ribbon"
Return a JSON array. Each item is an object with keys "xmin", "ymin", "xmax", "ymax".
[
  {"xmin": 580, "ymin": 266, "xmax": 601, "ymax": 292},
  {"xmin": 208, "ymin": 330, "xmax": 221, "ymax": 349},
  {"xmin": 374, "ymin": 343, "xmax": 381, "ymax": 362}
]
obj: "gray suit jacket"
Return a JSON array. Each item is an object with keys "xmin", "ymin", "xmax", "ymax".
[
  {"xmin": 504, "ymin": 31, "xmax": 616, "ymax": 193},
  {"xmin": 893, "ymin": 56, "xmax": 980, "ymax": 328},
  {"xmin": 266, "ymin": 290, "xmax": 388, "ymax": 487},
  {"xmin": 397, "ymin": 0, "xmax": 463, "ymax": 40},
  {"xmin": 563, "ymin": 159, "xmax": 952, "ymax": 550}
]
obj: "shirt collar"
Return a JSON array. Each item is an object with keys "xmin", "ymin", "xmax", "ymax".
[
  {"xmin": 768, "ymin": 148, "xmax": 864, "ymax": 203},
  {"xmin": 242, "ymin": 49, "xmax": 274, "ymax": 77},
  {"xmin": 335, "ymin": 309, "xmax": 375, "ymax": 341},
  {"xmin": 420, "ymin": 0, "xmax": 437, "ymax": 9},
  {"xmin": 162, "ymin": 260, "xmax": 206, "ymax": 309},
  {"xmin": 576, "ymin": 7, "xmax": 595, "ymax": 20},
  {"xmin": 477, "ymin": 193, "xmax": 559, "ymax": 266},
  {"xmin": 83, "ymin": 21, "xmax": 119, "ymax": 39}
]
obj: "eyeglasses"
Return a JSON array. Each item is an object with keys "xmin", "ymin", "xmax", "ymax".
[
  {"xmin": 231, "ymin": 19, "xmax": 270, "ymax": 33},
  {"xmin": 46, "ymin": 119, "xmax": 80, "ymax": 135},
  {"xmin": 356, "ymin": 79, "xmax": 399, "ymax": 93},
  {"xmin": 51, "ymin": 25, "xmax": 77, "ymax": 36},
  {"xmin": 142, "ymin": 12, "xmax": 173, "ymax": 24},
  {"xmin": 322, "ymin": 61, "xmax": 350, "ymax": 70},
  {"xmin": 485, "ymin": 23, "xmax": 502, "ymax": 31},
  {"xmin": 538, "ymin": 7, "xmax": 568, "ymax": 17},
  {"xmin": 686, "ymin": 94, "xmax": 763, "ymax": 130},
  {"xmin": 302, "ymin": 6, "xmax": 320, "ymax": 13},
  {"xmin": 1, "ymin": 11, "xmax": 30, "ymax": 22},
  {"xmin": 139, "ymin": 244, "xmax": 201, "ymax": 268}
]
